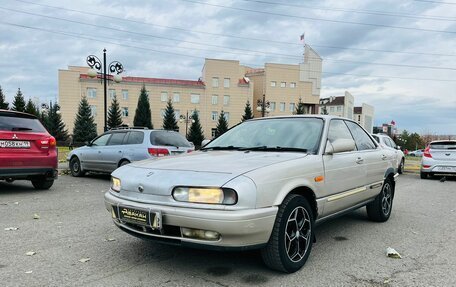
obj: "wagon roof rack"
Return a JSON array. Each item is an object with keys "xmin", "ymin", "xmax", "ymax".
[{"xmin": 109, "ymin": 126, "xmax": 149, "ymax": 130}]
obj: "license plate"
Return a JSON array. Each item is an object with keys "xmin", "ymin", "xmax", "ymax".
[
  {"xmin": 118, "ymin": 206, "xmax": 161, "ymax": 229},
  {"xmin": 0, "ymin": 140, "xmax": 30, "ymax": 148},
  {"xmin": 435, "ymin": 166, "xmax": 456, "ymax": 172}
]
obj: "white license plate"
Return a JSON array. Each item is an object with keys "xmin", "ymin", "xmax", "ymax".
[
  {"xmin": 0, "ymin": 140, "xmax": 30, "ymax": 148},
  {"xmin": 434, "ymin": 166, "xmax": 456, "ymax": 172}
]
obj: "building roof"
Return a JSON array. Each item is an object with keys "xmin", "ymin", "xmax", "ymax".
[
  {"xmin": 80, "ymin": 74, "xmax": 205, "ymax": 87},
  {"xmin": 354, "ymin": 107, "xmax": 363, "ymax": 114},
  {"xmin": 322, "ymin": 96, "xmax": 345, "ymax": 106}
]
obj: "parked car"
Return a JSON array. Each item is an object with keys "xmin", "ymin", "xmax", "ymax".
[
  {"xmin": 0, "ymin": 110, "xmax": 57, "ymax": 189},
  {"xmin": 67, "ymin": 128, "xmax": 193, "ymax": 176},
  {"xmin": 409, "ymin": 149, "xmax": 424, "ymax": 157},
  {"xmin": 104, "ymin": 115, "xmax": 398, "ymax": 273},
  {"xmin": 371, "ymin": 134, "xmax": 405, "ymax": 174},
  {"xmin": 420, "ymin": 140, "xmax": 456, "ymax": 179}
]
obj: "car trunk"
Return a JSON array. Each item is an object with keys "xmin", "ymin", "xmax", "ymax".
[{"xmin": 429, "ymin": 141, "xmax": 456, "ymax": 161}]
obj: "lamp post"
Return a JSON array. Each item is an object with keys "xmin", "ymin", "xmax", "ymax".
[
  {"xmin": 86, "ymin": 49, "xmax": 124, "ymax": 132},
  {"xmin": 179, "ymin": 110, "xmax": 195, "ymax": 137},
  {"xmin": 256, "ymin": 94, "xmax": 271, "ymax": 117}
]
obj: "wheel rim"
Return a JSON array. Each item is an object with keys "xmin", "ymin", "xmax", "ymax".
[
  {"xmin": 284, "ymin": 206, "xmax": 311, "ymax": 263},
  {"xmin": 381, "ymin": 183, "xmax": 392, "ymax": 216},
  {"xmin": 72, "ymin": 160, "xmax": 80, "ymax": 172},
  {"xmin": 400, "ymin": 160, "xmax": 404, "ymax": 171}
]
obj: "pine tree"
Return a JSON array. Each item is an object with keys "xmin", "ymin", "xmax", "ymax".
[
  {"xmin": 133, "ymin": 85, "xmax": 153, "ymax": 128},
  {"xmin": 216, "ymin": 110, "xmax": 229, "ymax": 137},
  {"xmin": 187, "ymin": 110, "xmax": 204, "ymax": 148},
  {"xmin": 46, "ymin": 102, "xmax": 68, "ymax": 143},
  {"xmin": 0, "ymin": 86, "xmax": 9, "ymax": 110},
  {"xmin": 295, "ymin": 98, "xmax": 305, "ymax": 115},
  {"xmin": 241, "ymin": 100, "xmax": 253, "ymax": 122},
  {"xmin": 12, "ymin": 88, "xmax": 26, "ymax": 112},
  {"xmin": 107, "ymin": 95, "xmax": 123, "ymax": 129},
  {"xmin": 73, "ymin": 97, "xmax": 97, "ymax": 143},
  {"xmin": 162, "ymin": 98, "xmax": 178, "ymax": 131},
  {"xmin": 25, "ymin": 99, "xmax": 39, "ymax": 116}
]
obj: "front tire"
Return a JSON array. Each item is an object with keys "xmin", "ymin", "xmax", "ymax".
[
  {"xmin": 70, "ymin": 157, "xmax": 85, "ymax": 177},
  {"xmin": 398, "ymin": 158, "xmax": 404, "ymax": 174},
  {"xmin": 366, "ymin": 177, "xmax": 394, "ymax": 222},
  {"xmin": 32, "ymin": 179, "xmax": 54, "ymax": 190},
  {"xmin": 261, "ymin": 194, "xmax": 314, "ymax": 273}
]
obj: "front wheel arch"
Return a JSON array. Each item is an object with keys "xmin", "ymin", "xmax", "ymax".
[{"xmin": 287, "ymin": 186, "xmax": 318, "ymax": 220}]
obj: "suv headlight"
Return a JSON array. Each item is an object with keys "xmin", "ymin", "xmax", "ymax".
[
  {"xmin": 111, "ymin": 177, "xmax": 121, "ymax": 192},
  {"xmin": 172, "ymin": 187, "xmax": 237, "ymax": 205}
]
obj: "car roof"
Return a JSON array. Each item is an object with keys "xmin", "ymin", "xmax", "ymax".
[
  {"xmin": 430, "ymin": 140, "xmax": 456, "ymax": 144},
  {"xmin": 0, "ymin": 109, "xmax": 38, "ymax": 119},
  {"xmin": 246, "ymin": 114, "xmax": 354, "ymax": 122}
]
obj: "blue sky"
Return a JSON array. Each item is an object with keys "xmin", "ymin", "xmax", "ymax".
[{"xmin": 0, "ymin": 0, "xmax": 455, "ymax": 134}]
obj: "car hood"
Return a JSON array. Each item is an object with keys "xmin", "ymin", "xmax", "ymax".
[{"xmin": 112, "ymin": 150, "xmax": 308, "ymax": 195}]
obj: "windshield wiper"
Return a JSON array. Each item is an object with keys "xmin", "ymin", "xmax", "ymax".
[
  {"xmin": 240, "ymin": 146, "xmax": 308, "ymax": 153},
  {"xmin": 200, "ymin": 145, "xmax": 242, "ymax": 151},
  {"xmin": 11, "ymin": 127, "xmax": 33, "ymax": 131}
]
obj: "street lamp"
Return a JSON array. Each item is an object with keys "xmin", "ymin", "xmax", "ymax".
[
  {"xmin": 256, "ymin": 94, "xmax": 271, "ymax": 117},
  {"xmin": 86, "ymin": 48, "xmax": 124, "ymax": 132},
  {"xmin": 179, "ymin": 110, "xmax": 195, "ymax": 137}
]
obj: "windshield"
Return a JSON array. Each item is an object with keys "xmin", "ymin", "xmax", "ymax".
[{"xmin": 204, "ymin": 117, "xmax": 324, "ymax": 154}]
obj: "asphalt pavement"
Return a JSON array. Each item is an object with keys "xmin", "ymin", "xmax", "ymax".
[{"xmin": 1, "ymin": 173, "xmax": 455, "ymax": 287}]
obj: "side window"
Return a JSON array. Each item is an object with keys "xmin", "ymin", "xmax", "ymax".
[
  {"xmin": 108, "ymin": 132, "xmax": 126, "ymax": 146},
  {"xmin": 126, "ymin": 131, "xmax": 144, "ymax": 145},
  {"xmin": 345, "ymin": 121, "xmax": 376, "ymax": 150},
  {"xmin": 387, "ymin": 138, "xmax": 397, "ymax": 149},
  {"xmin": 327, "ymin": 119, "xmax": 354, "ymax": 143},
  {"xmin": 91, "ymin": 134, "xmax": 111, "ymax": 146}
]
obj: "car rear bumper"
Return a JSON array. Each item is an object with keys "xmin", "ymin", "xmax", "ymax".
[
  {"xmin": 421, "ymin": 158, "xmax": 456, "ymax": 174},
  {"xmin": 104, "ymin": 191, "xmax": 277, "ymax": 250},
  {"xmin": 0, "ymin": 167, "xmax": 58, "ymax": 180}
]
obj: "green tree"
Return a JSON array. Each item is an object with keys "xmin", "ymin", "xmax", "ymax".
[
  {"xmin": 46, "ymin": 102, "xmax": 68, "ymax": 143},
  {"xmin": 133, "ymin": 85, "xmax": 153, "ymax": 128},
  {"xmin": 0, "ymin": 86, "xmax": 9, "ymax": 110},
  {"xmin": 241, "ymin": 100, "xmax": 253, "ymax": 122},
  {"xmin": 162, "ymin": 98, "xmax": 178, "ymax": 131},
  {"xmin": 107, "ymin": 95, "xmax": 123, "ymax": 129},
  {"xmin": 216, "ymin": 110, "xmax": 229, "ymax": 137},
  {"xmin": 187, "ymin": 110, "xmax": 204, "ymax": 148},
  {"xmin": 25, "ymin": 99, "xmax": 39, "ymax": 117},
  {"xmin": 73, "ymin": 97, "xmax": 97, "ymax": 143},
  {"xmin": 295, "ymin": 97, "xmax": 305, "ymax": 114},
  {"xmin": 12, "ymin": 88, "xmax": 26, "ymax": 112}
]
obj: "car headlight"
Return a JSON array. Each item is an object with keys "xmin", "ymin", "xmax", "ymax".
[
  {"xmin": 111, "ymin": 177, "xmax": 121, "ymax": 192},
  {"xmin": 172, "ymin": 187, "xmax": 237, "ymax": 205}
]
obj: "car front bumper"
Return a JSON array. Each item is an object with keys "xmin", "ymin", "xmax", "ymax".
[{"xmin": 104, "ymin": 191, "xmax": 277, "ymax": 250}]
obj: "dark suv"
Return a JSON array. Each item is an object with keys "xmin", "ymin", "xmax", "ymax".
[{"xmin": 0, "ymin": 110, "xmax": 58, "ymax": 189}]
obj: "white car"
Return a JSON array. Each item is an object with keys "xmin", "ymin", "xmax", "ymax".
[
  {"xmin": 372, "ymin": 134, "xmax": 405, "ymax": 174},
  {"xmin": 105, "ymin": 115, "xmax": 398, "ymax": 273},
  {"xmin": 420, "ymin": 140, "xmax": 456, "ymax": 179}
]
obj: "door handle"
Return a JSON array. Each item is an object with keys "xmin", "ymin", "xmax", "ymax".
[
  {"xmin": 98, "ymin": 151, "xmax": 101, "ymax": 153},
  {"xmin": 381, "ymin": 155, "xmax": 387, "ymax": 160},
  {"xmin": 356, "ymin": 157, "xmax": 364, "ymax": 164},
  {"xmin": 118, "ymin": 151, "xmax": 122, "ymax": 153}
]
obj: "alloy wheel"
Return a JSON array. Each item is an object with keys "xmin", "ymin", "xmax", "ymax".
[
  {"xmin": 284, "ymin": 206, "xmax": 311, "ymax": 262},
  {"xmin": 381, "ymin": 183, "xmax": 392, "ymax": 216}
]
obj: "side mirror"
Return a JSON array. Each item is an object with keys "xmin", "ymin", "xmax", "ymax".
[
  {"xmin": 396, "ymin": 145, "xmax": 401, "ymax": 150},
  {"xmin": 201, "ymin": 139, "xmax": 211, "ymax": 147},
  {"xmin": 325, "ymin": 139, "xmax": 356, "ymax": 155},
  {"xmin": 85, "ymin": 141, "xmax": 91, "ymax": 146}
]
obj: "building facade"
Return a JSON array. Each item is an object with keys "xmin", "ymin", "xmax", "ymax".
[
  {"xmin": 59, "ymin": 49, "xmax": 322, "ymax": 139},
  {"xmin": 353, "ymin": 103, "xmax": 374, "ymax": 133}
]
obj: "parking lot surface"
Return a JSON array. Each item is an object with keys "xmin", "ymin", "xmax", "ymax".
[{"xmin": 1, "ymin": 173, "xmax": 455, "ymax": 287}]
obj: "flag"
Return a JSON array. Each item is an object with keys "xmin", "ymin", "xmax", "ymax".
[{"xmin": 300, "ymin": 33, "xmax": 305, "ymax": 41}]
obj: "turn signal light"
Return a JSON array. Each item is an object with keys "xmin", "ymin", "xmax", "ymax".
[
  {"xmin": 423, "ymin": 146, "xmax": 432, "ymax": 158},
  {"xmin": 148, "ymin": 148, "xmax": 170, "ymax": 157}
]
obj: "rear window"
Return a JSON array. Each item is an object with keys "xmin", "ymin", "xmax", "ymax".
[
  {"xmin": 150, "ymin": 131, "xmax": 191, "ymax": 147},
  {"xmin": 0, "ymin": 114, "xmax": 47, "ymax": 132},
  {"xmin": 430, "ymin": 142, "xmax": 456, "ymax": 150}
]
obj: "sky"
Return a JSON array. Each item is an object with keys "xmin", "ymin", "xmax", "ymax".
[{"xmin": 0, "ymin": 0, "xmax": 455, "ymax": 134}]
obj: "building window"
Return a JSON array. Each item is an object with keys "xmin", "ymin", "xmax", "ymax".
[
  {"xmin": 109, "ymin": 89, "xmax": 116, "ymax": 100},
  {"xmin": 87, "ymin": 88, "xmax": 97, "ymax": 98},
  {"xmin": 173, "ymin": 93, "xmax": 180, "ymax": 103},
  {"xmin": 358, "ymin": 115, "xmax": 361, "ymax": 122},
  {"xmin": 280, "ymin": 102, "xmax": 285, "ymax": 112},
  {"xmin": 211, "ymin": 128, "xmax": 217, "ymax": 138},
  {"xmin": 223, "ymin": 78, "xmax": 230, "ymax": 88},
  {"xmin": 211, "ymin": 95, "xmax": 218, "ymax": 105},
  {"xmin": 224, "ymin": 112, "xmax": 230, "ymax": 122},
  {"xmin": 212, "ymin": 77, "xmax": 219, "ymax": 88},
  {"xmin": 161, "ymin": 92, "xmax": 168, "ymax": 102},
  {"xmin": 223, "ymin": 95, "xmax": 230, "ymax": 106},
  {"xmin": 337, "ymin": 106, "xmax": 342, "ymax": 112},
  {"xmin": 90, "ymin": 105, "xmax": 97, "ymax": 117},
  {"xmin": 290, "ymin": 82, "xmax": 296, "ymax": 88},
  {"xmin": 122, "ymin": 90, "xmax": 128, "ymax": 100},
  {"xmin": 121, "ymin": 107, "xmax": 129, "ymax": 117},
  {"xmin": 270, "ymin": 102, "xmax": 276, "ymax": 111},
  {"xmin": 160, "ymin": 109, "xmax": 166, "ymax": 118},
  {"xmin": 175, "ymin": 110, "xmax": 180, "ymax": 121},
  {"xmin": 330, "ymin": 107, "xmax": 335, "ymax": 112},
  {"xmin": 281, "ymin": 82, "xmax": 286, "ymax": 88},
  {"xmin": 190, "ymin": 94, "xmax": 200, "ymax": 104},
  {"xmin": 211, "ymin": 111, "xmax": 218, "ymax": 121},
  {"xmin": 289, "ymin": 103, "xmax": 295, "ymax": 112},
  {"xmin": 270, "ymin": 81, "xmax": 276, "ymax": 87}
]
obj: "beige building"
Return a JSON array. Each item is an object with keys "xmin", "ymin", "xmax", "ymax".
[
  {"xmin": 354, "ymin": 103, "xmax": 375, "ymax": 133},
  {"xmin": 59, "ymin": 47, "xmax": 322, "ymax": 139}
]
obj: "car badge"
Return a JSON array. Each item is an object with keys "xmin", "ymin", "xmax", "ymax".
[
  {"xmin": 138, "ymin": 185, "xmax": 144, "ymax": 193},
  {"xmin": 12, "ymin": 134, "xmax": 18, "ymax": 139},
  {"xmin": 146, "ymin": 172, "xmax": 154, "ymax": 177}
]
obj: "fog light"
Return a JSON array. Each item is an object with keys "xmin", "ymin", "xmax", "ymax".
[
  {"xmin": 181, "ymin": 227, "xmax": 220, "ymax": 241},
  {"xmin": 111, "ymin": 207, "xmax": 117, "ymax": 219}
]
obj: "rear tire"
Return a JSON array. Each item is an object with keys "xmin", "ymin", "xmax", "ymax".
[
  {"xmin": 70, "ymin": 157, "xmax": 85, "ymax": 177},
  {"xmin": 366, "ymin": 177, "xmax": 394, "ymax": 222},
  {"xmin": 420, "ymin": 171, "xmax": 428, "ymax": 179},
  {"xmin": 398, "ymin": 158, "xmax": 404, "ymax": 174},
  {"xmin": 119, "ymin": 159, "xmax": 130, "ymax": 167},
  {"xmin": 261, "ymin": 194, "xmax": 314, "ymax": 273},
  {"xmin": 32, "ymin": 179, "xmax": 54, "ymax": 190}
]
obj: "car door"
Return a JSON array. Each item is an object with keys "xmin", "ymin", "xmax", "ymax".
[
  {"xmin": 322, "ymin": 119, "xmax": 366, "ymax": 216},
  {"xmin": 82, "ymin": 133, "xmax": 111, "ymax": 171},
  {"xmin": 99, "ymin": 131, "xmax": 127, "ymax": 172}
]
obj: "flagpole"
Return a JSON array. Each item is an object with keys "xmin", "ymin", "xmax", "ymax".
[{"xmin": 300, "ymin": 33, "xmax": 305, "ymax": 62}]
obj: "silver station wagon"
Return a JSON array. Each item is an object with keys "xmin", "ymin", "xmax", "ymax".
[{"xmin": 104, "ymin": 116, "xmax": 398, "ymax": 273}]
